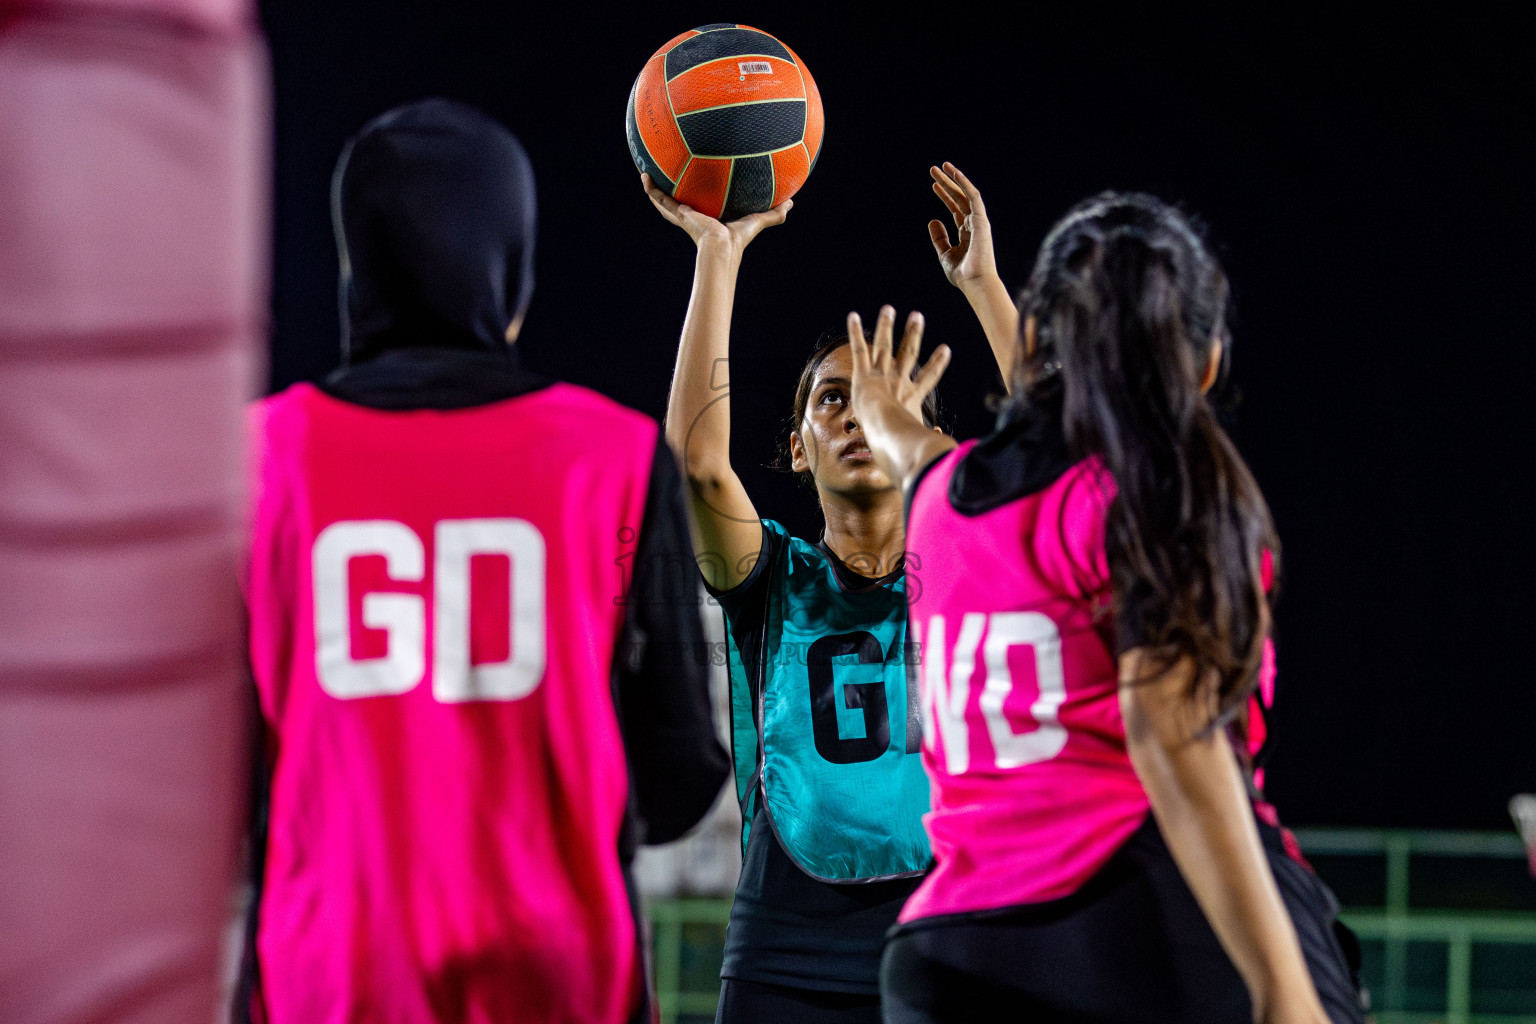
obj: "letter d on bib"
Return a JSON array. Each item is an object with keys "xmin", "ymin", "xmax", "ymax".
[{"xmin": 433, "ymin": 518, "xmax": 546, "ymax": 702}]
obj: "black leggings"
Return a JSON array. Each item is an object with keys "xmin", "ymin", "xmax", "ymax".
[
  {"xmin": 881, "ymin": 818, "xmax": 1365, "ymax": 1024},
  {"xmin": 715, "ymin": 977, "xmax": 882, "ymax": 1024}
]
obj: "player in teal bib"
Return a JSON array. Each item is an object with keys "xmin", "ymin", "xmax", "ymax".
[
  {"xmin": 643, "ymin": 173, "xmax": 989, "ymax": 1020},
  {"xmin": 727, "ymin": 519, "xmax": 929, "ymax": 882}
]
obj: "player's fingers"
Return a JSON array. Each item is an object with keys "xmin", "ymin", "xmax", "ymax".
[
  {"xmin": 846, "ymin": 312, "xmax": 866, "ymax": 366},
  {"xmin": 932, "ymin": 184, "xmax": 966, "ymax": 234},
  {"xmin": 745, "ymin": 198, "xmax": 792, "ymax": 231},
  {"xmin": 933, "ymin": 172, "xmax": 966, "ymax": 213},
  {"xmin": 931, "ymin": 166, "xmax": 970, "ymax": 215},
  {"xmin": 847, "ymin": 314, "xmax": 873, "ymax": 378},
  {"xmin": 927, "ymin": 219, "xmax": 954, "ymax": 258},
  {"xmin": 641, "ymin": 172, "xmax": 668, "ymax": 204},
  {"xmin": 929, "ymin": 163, "xmax": 962, "ymax": 196},
  {"xmin": 930, "ymin": 175, "xmax": 967, "ymax": 223},
  {"xmin": 646, "ymin": 195, "xmax": 680, "ymax": 226},
  {"xmin": 872, "ymin": 305, "xmax": 899, "ymax": 370},
  {"xmin": 642, "ymin": 174, "xmax": 684, "ymax": 223},
  {"xmin": 934, "ymin": 180, "xmax": 967, "ymax": 233},
  {"xmin": 912, "ymin": 344, "xmax": 952, "ymax": 400},
  {"xmin": 767, "ymin": 198, "xmax": 793, "ymax": 225},
  {"xmin": 944, "ymin": 162, "xmax": 987, "ymax": 217},
  {"xmin": 895, "ymin": 311, "xmax": 925, "ymax": 379}
]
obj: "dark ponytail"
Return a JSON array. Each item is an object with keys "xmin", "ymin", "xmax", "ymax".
[{"xmin": 1009, "ymin": 192, "xmax": 1276, "ymax": 732}]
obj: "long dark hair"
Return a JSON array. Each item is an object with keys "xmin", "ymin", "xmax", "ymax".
[
  {"xmin": 1007, "ymin": 192, "xmax": 1277, "ymax": 731},
  {"xmin": 776, "ymin": 334, "xmax": 942, "ymax": 490}
]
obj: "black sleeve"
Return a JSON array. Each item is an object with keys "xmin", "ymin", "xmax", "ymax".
[
  {"xmin": 234, "ymin": 674, "xmax": 268, "ymax": 1024},
  {"xmin": 613, "ymin": 436, "xmax": 731, "ymax": 846}
]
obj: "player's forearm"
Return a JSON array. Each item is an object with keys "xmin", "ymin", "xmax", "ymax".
[
  {"xmin": 959, "ymin": 272, "xmax": 1019, "ymax": 388},
  {"xmin": 662, "ymin": 237, "xmax": 761, "ymax": 590},
  {"xmin": 1121, "ymin": 658, "xmax": 1325, "ymax": 1023},
  {"xmin": 664, "ymin": 239, "xmax": 741, "ymax": 471}
]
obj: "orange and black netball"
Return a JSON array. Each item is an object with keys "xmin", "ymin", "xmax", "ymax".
[{"xmin": 626, "ymin": 24, "xmax": 824, "ymax": 221}]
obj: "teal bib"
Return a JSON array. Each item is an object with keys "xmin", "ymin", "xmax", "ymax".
[{"xmin": 724, "ymin": 521, "xmax": 931, "ymax": 882}]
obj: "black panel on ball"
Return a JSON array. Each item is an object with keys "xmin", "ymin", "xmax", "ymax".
[
  {"xmin": 676, "ymin": 100, "xmax": 806, "ymax": 158},
  {"xmin": 664, "ymin": 28, "xmax": 793, "ymax": 79},
  {"xmin": 721, "ymin": 155, "xmax": 774, "ymax": 221},
  {"xmin": 624, "ymin": 77, "xmax": 674, "ymax": 192},
  {"xmin": 691, "ymin": 22, "xmax": 738, "ymax": 31}
]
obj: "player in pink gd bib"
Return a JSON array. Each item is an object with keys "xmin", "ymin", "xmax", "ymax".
[
  {"xmin": 845, "ymin": 173, "xmax": 1365, "ymax": 1023},
  {"xmin": 241, "ymin": 100, "xmax": 727, "ymax": 1024}
]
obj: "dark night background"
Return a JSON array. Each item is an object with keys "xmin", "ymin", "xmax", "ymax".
[{"xmin": 257, "ymin": 3, "xmax": 1534, "ymax": 831}]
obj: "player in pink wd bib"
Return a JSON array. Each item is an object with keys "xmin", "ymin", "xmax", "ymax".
[
  {"xmin": 242, "ymin": 100, "xmax": 728, "ymax": 1024},
  {"xmin": 845, "ymin": 175, "xmax": 1364, "ymax": 1022}
]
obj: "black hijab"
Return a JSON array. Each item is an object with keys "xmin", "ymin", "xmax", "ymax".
[{"xmin": 322, "ymin": 98, "xmax": 548, "ymax": 409}]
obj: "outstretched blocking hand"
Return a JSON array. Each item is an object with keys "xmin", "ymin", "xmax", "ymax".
[
  {"xmin": 848, "ymin": 306, "xmax": 948, "ymax": 426},
  {"xmin": 642, "ymin": 173, "xmax": 790, "ymax": 253},
  {"xmin": 928, "ymin": 162, "xmax": 999, "ymax": 291},
  {"xmin": 846, "ymin": 305, "xmax": 956, "ymax": 491}
]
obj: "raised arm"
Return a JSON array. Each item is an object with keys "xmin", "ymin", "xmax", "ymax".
[
  {"xmin": 928, "ymin": 162, "xmax": 1018, "ymax": 388},
  {"xmin": 643, "ymin": 174, "xmax": 787, "ymax": 591},
  {"xmin": 1119, "ymin": 652, "xmax": 1331, "ymax": 1024}
]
